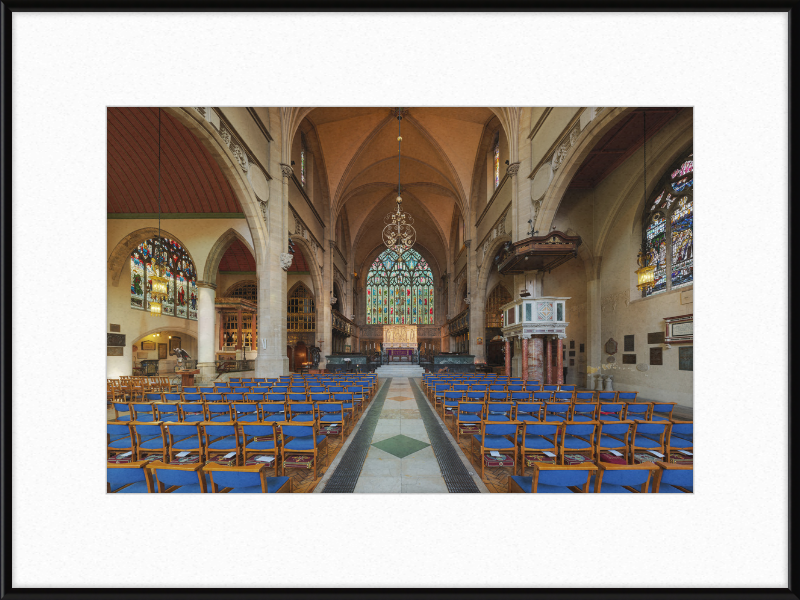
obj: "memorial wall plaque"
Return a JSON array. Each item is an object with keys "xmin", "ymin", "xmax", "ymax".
[
  {"xmin": 606, "ymin": 356, "xmax": 615, "ymax": 363},
  {"xmin": 109, "ymin": 324, "xmax": 121, "ymax": 333},
  {"xmin": 107, "ymin": 333, "xmax": 126, "ymax": 347},
  {"xmin": 679, "ymin": 346, "xmax": 693, "ymax": 371},
  {"xmin": 648, "ymin": 331, "xmax": 665, "ymax": 344},
  {"xmin": 107, "ymin": 347, "xmax": 124, "ymax": 356},
  {"xmin": 650, "ymin": 347, "xmax": 663, "ymax": 365},
  {"xmin": 622, "ymin": 354, "xmax": 636, "ymax": 364},
  {"xmin": 605, "ymin": 338, "xmax": 618, "ymax": 355},
  {"xmin": 624, "ymin": 335, "xmax": 634, "ymax": 352}
]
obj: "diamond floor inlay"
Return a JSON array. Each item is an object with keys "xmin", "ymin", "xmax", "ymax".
[{"xmin": 371, "ymin": 434, "xmax": 430, "ymax": 459}]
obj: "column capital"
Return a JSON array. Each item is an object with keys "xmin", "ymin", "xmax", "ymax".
[
  {"xmin": 280, "ymin": 163, "xmax": 294, "ymax": 178},
  {"xmin": 196, "ymin": 281, "xmax": 217, "ymax": 290},
  {"xmin": 506, "ymin": 161, "xmax": 521, "ymax": 177}
]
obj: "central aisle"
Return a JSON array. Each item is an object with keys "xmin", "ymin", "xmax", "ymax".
[
  {"xmin": 318, "ymin": 377, "xmax": 487, "ymax": 493},
  {"xmin": 353, "ymin": 377, "xmax": 446, "ymax": 493}
]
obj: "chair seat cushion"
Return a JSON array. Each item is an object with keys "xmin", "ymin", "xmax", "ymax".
[
  {"xmin": 668, "ymin": 436, "xmax": 692, "ymax": 448},
  {"xmin": 236, "ymin": 415, "xmax": 260, "ymax": 422},
  {"xmin": 172, "ymin": 437, "xmax": 201, "ymax": 449},
  {"xmin": 107, "ymin": 438, "xmax": 132, "ymax": 448},
  {"xmin": 479, "ymin": 435, "xmax": 515, "ymax": 449},
  {"xmin": 657, "ymin": 483, "xmax": 692, "ymax": 493},
  {"xmin": 523, "ymin": 436, "xmax": 556, "ymax": 450},
  {"xmin": 598, "ymin": 435, "xmax": 626, "ymax": 447},
  {"xmin": 535, "ymin": 483, "xmax": 576, "ymax": 493},
  {"xmin": 284, "ymin": 436, "xmax": 326, "ymax": 450},
  {"xmin": 597, "ymin": 482, "xmax": 634, "ymax": 493},
  {"xmin": 563, "ymin": 437, "xmax": 592, "ymax": 450},
  {"xmin": 634, "ymin": 438, "xmax": 662, "ymax": 448},
  {"xmin": 139, "ymin": 438, "xmax": 167, "ymax": 449},
  {"xmin": 111, "ymin": 481, "xmax": 153, "ymax": 493}
]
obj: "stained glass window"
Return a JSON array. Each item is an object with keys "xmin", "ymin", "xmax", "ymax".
[
  {"xmin": 366, "ymin": 247, "xmax": 434, "ymax": 325},
  {"xmin": 642, "ymin": 151, "xmax": 693, "ymax": 297},
  {"xmin": 130, "ymin": 236, "xmax": 197, "ymax": 320},
  {"xmin": 493, "ymin": 134, "xmax": 500, "ymax": 189},
  {"xmin": 300, "ymin": 133, "xmax": 307, "ymax": 188},
  {"xmin": 288, "ymin": 284, "xmax": 315, "ymax": 331},
  {"xmin": 486, "ymin": 285, "xmax": 511, "ymax": 327}
]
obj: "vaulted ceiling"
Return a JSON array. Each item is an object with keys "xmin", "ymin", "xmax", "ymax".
[
  {"xmin": 218, "ymin": 239, "xmax": 256, "ymax": 272},
  {"xmin": 304, "ymin": 107, "xmax": 495, "ymax": 270},
  {"xmin": 107, "ymin": 107, "xmax": 241, "ymax": 214}
]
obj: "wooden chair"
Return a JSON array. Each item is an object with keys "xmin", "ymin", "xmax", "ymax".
[
  {"xmin": 559, "ymin": 421, "xmax": 598, "ymax": 465},
  {"xmin": 200, "ymin": 421, "xmax": 242, "ymax": 466},
  {"xmin": 204, "ymin": 463, "xmax": 291, "ymax": 493},
  {"xmin": 509, "ymin": 462, "xmax": 598, "ymax": 493},
  {"xmin": 131, "ymin": 421, "xmax": 169, "ymax": 462},
  {"xmin": 652, "ymin": 461, "xmax": 693, "ymax": 493},
  {"xmin": 594, "ymin": 461, "xmax": 658, "ymax": 493},
  {"xmin": 241, "ymin": 423, "xmax": 282, "ymax": 475},
  {"xmin": 166, "ymin": 422, "xmax": 203, "ymax": 463},
  {"xmin": 147, "ymin": 461, "xmax": 208, "ymax": 493},
  {"xmin": 107, "ymin": 461, "xmax": 154, "ymax": 493},
  {"xmin": 666, "ymin": 420, "xmax": 693, "ymax": 461},
  {"xmin": 472, "ymin": 420, "xmax": 521, "ymax": 480},
  {"xmin": 630, "ymin": 420, "xmax": 668, "ymax": 464},
  {"xmin": 280, "ymin": 422, "xmax": 327, "ymax": 481}
]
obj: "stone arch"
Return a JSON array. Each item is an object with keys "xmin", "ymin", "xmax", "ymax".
[
  {"xmin": 202, "ymin": 228, "xmax": 257, "ymax": 286},
  {"xmin": 224, "ymin": 278, "xmax": 258, "ymax": 300},
  {"xmin": 288, "ymin": 280, "xmax": 316, "ymax": 301},
  {"xmin": 475, "ymin": 232, "xmax": 513, "ymax": 300},
  {"xmin": 289, "ymin": 235, "xmax": 324, "ymax": 300},
  {"xmin": 108, "ymin": 227, "xmax": 197, "ymax": 287},
  {"xmin": 133, "ymin": 327, "xmax": 197, "ymax": 347},
  {"xmin": 164, "ymin": 108, "xmax": 269, "ymax": 267}
]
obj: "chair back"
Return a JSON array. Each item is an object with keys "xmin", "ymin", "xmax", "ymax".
[
  {"xmin": 575, "ymin": 391, "xmax": 595, "ymax": 401},
  {"xmin": 554, "ymin": 391, "xmax": 573, "ymax": 402},
  {"xmin": 482, "ymin": 420, "xmax": 520, "ymax": 442},
  {"xmin": 151, "ymin": 465, "xmax": 205, "ymax": 491},
  {"xmin": 659, "ymin": 466, "xmax": 693, "ymax": 488},
  {"xmin": 542, "ymin": 385, "xmax": 558, "ymax": 392},
  {"xmin": 207, "ymin": 467, "xmax": 267, "ymax": 492},
  {"xmin": 535, "ymin": 467, "xmax": 593, "ymax": 489},
  {"xmin": 617, "ymin": 391, "xmax": 638, "ymax": 402}
]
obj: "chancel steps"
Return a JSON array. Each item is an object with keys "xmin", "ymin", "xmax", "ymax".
[{"xmin": 375, "ymin": 365, "xmax": 425, "ymax": 378}]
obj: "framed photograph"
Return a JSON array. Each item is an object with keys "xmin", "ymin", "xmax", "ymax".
[
  {"xmin": 169, "ymin": 336, "xmax": 182, "ymax": 353},
  {"xmin": 158, "ymin": 343, "xmax": 167, "ymax": 359},
  {"xmin": 140, "ymin": 340, "xmax": 155, "ymax": 351}
]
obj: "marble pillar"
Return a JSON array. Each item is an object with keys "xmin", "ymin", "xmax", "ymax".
[
  {"xmin": 521, "ymin": 336, "xmax": 529, "ymax": 383},
  {"xmin": 556, "ymin": 338, "xmax": 564, "ymax": 384},
  {"xmin": 196, "ymin": 282, "xmax": 217, "ymax": 384},
  {"xmin": 546, "ymin": 336, "xmax": 553, "ymax": 384},
  {"xmin": 531, "ymin": 337, "xmax": 544, "ymax": 383},
  {"xmin": 504, "ymin": 338, "xmax": 511, "ymax": 377}
]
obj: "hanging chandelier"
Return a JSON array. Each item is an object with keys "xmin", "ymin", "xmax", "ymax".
[
  {"xmin": 635, "ymin": 110, "xmax": 655, "ymax": 291},
  {"xmin": 382, "ymin": 107, "xmax": 416, "ymax": 255},
  {"xmin": 150, "ymin": 108, "xmax": 169, "ymax": 316}
]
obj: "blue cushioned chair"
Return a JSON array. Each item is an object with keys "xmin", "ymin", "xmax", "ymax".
[
  {"xmin": 623, "ymin": 402, "xmax": 650, "ymax": 421},
  {"xmin": 107, "ymin": 461, "xmax": 155, "ymax": 493},
  {"xmin": 510, "ymin": 391, "xmax": 531, "ymax": 405},
  {"xmin": 653, "ymin": 461, "xmax": 693, "ymax": 493},
  {"xmin": 524, "ymin": 382, "xmax": 541, "ymax": 393},
  {"xmin": 519, "ymin": 421, "xmax": 558, "ymax": 476},
  {"xmin": 509, "ymin": 462, "xmax": 598, "ymax": 493},
  {"xmin": 241, "ymin": 423, "xmax": 281, "ymax": 475},
  {"xmin": 597, "ymin": 402, "xmax": 625, "ymax": 421},
  {"xmin": 203, "ymin": 393, "xmax": 225, "ymax": 404},
  {"xmin": 559, "ymin": 385, "xmax": 576, "ymax": 392},
  {"xmin": 281, "ymin": 423, "xmax": 327, "ymax": 481},
  {"xmin": 595, "ymin": 420, "xmax": 633, "ymax": 463},
  {"xmin": 667, "ymin": 420, "xmax": 693, "ymax": 460},
  {"xmin": 229, "ymin": 377, "xmax": 241, "ymax": 383},
  {"xmin": 107, "ymin": 423, "xmax": 134, "ymax": 460},
  {"xmin": 570, "ymin": 402, "xmax": 598, "ymax": 422},
  {"xmin": 597, "ymin": 391, "xmax": 617, "ymax": 402},
  {"xmin": 575, "ymin": 391, "xmax": 595, "ymax": 402},
  {"xmin": 148, "ymin": 461, "xmax": 208, "ymax": 493},
  {"xmin": 554, "ymin": 391, "xmax": 573, "ymax": 403},
  {"xmin": 514, "ymin": 402, "xmax": 543, "ymax": 423},
  {"xmin": 631, "ymin": 421, "xmax": 668, "ymax": 463},
  {"xmin": 507, "ymin": 385, "xmax": 523, "ymax": 393},
  {"xmin": 129, "ymin": 402, "xmax": 156, "ymax": 422},
  {"xmin": 233, "ymin": 401, "xmax": 260, "ymax": 422},
  {"xmin": 166, "ymin": 423, "xmax": 203, "ymax": 462},
  {"xmin": 288, "ymin": 402, "xmax": 316, "ymax": 423},
  {"xmin": 617, "ymin": 391, "xmax": 638, "ymax": 403},
  {"xmin": 594, "ymin": 461, "xmax": 657, "ymax": 493},
  {"xmin": 441, "ymin": 391, "xmax": 462, "ymax": 422},
  {"xmin": 111, "ymin": 402, "xmax": 132, "ymax": 422},
  {"xmin": 224, "ymin": 393, "xmax": 244, "ymax": 405},
  {"xmin": 332, "ymin": 392, "xmax": 356, "ymax": 421},
  {"xmin": 198, "ymin": 387, "xmax": 215, "ymax": 395},
  {"xmin": 259, "ymin": 401, "xmax": 287, "ymax": 424},
  {"xmin": 289, "ymin": 386, "xmax": 307, "ymax": 395},
  {"xmin": 485, "ymin": 401, "xmax": 513, "ymax": 421},
  {"xmin": 154, "ymin": 401, "xmax": 181, "ymax": 422},
  {"xmin": 132, "ymin": 422, "xmax": 169, "ymax": 462},
  {"xmin": 206, "ymin": 402, "xmax": 234, "ymax": 422},
  {"xmin": 559, "ymin": 421, "xmax": 598, "ymax": 464},
  {"xmin": 533, "ymin": 391, "xmax": 552, "ymax": 403},
  {"xmin": 543, "ymin": 402, "xmax": 570, "ymax": 422},
  {"xmin": 318, "ymin": 402, "xmax": 347, "ymax": 439},
  {"xmin": 542, "ymin": 384, "xmax": 558, "ymax": 392},
  {"xmin": 244, "ymin": 392, "xmax": 265, "ymax": 404},
  {"xmin": 182, "ymin": 387, "xmax": 199, "ymax": 394},
  {"xmin": 179, "ymin": 401, "xmax": 206, "ymax": 423},
  {"xmin": 472, "ymin": 421, "xmax": 521, "ymax": 480},
  {"xmin": 455, "ymin": 401, "xmax": 484, "ymax": 441},
  {"xmin": 431, "ymin": 384, "xmax": 450, "ymax": 411},
  {"xmin": 201, "ymin": 422, "xmax": 241, "ymax": 466},
  {"xmin": 650, "ymin": 402, "xmax": 677, "ymax": 422},
  {"xmin": 205, "ymin": 464, "xmax": 291, "ymax": 493}
]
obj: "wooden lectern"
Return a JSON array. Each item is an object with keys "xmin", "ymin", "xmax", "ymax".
[{"xmin": 176, "ymin": 369, "xmax": 200, "ymax": 388}]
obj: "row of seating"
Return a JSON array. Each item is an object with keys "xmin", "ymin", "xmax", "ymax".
[
  {"xmin": 108, "ymin": 376, "xmax": 177, "ymax": 402},
  {"xmin": 111, "ymin": 399, "xmax": 361, "ymax": 431},
  {"xmin": 108, "ymin": 461, "xmax": 292, "ymax": 493},
  {"xmin": 108, "ymin": 420, "xmax": 331, "ymax": 480},
  {"xmin": 468, "ymin": 417, "xmax": 692, "ymax": 477},
  {"xmin": 438, "ymin": 398, "xmax": 676, "ymax": 424},
  {"xmin": 428, "ymin": 383, "xmax": 638, "ymax": 403},
  {"xmin": 507, "ymin": 461, "xmax": 693, "ymax": 493}
]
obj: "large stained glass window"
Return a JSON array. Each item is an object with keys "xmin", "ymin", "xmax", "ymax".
[
  {"xmin": 642, "ymin": 151, "xmax": 693, "ymax": 297},
  {"xmin": 366, "ymin": 247, "xmax": 434, "ymax": 325},
  {"xmin": 130, "ymin": 237, "xmax": 197, "ymax": 320}
]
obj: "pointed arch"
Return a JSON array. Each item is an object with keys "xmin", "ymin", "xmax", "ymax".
[
  {"xmin": 203, "ymin": 228, "xmax": 256, "ymax": 285},
  {"xmin": 108, "ymin": 226, "xmax": 196, "ymax": 287}
]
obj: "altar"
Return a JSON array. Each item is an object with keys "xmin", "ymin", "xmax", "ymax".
[{"xmin": 383, "ymin": 325, "xmax": 417, "ymax": 362}]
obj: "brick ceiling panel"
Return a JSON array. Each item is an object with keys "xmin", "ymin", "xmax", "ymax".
[
  {"xmin": 288, "ymin": 244, "xmax": 310, "ymax": 273},
  {"xmin": 107, "ymin": 107, "xmax": 241, "ymax": 214}
]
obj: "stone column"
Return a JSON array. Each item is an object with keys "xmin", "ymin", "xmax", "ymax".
[
  {"xmin": 504, "ymin": 337, "xmax": 511, "ymax": 377},
  {"xmin": 556, "ymin": 337, "xmax": 564, "ymax": 384},
  {"xmin": 521, "ymin": 335, "xmax": 529, "ymax": 383},
  {"xmin": 546, "ymin": 336, "xmax": 553, "ymax": 384},
  {"xmin": 196, "ymin": 281, "xmax": 217, "ymax": 384},
  {"xmin": 531, "ymin": 336, "xmax": 544, "ymax": 383},
  {"xmin": 586, "ymin": 277, "xmax": 602, "ymax": 390},
  {"xmin": 466, "ymin": 240, "xmax": 483, "ymax": 363}
]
